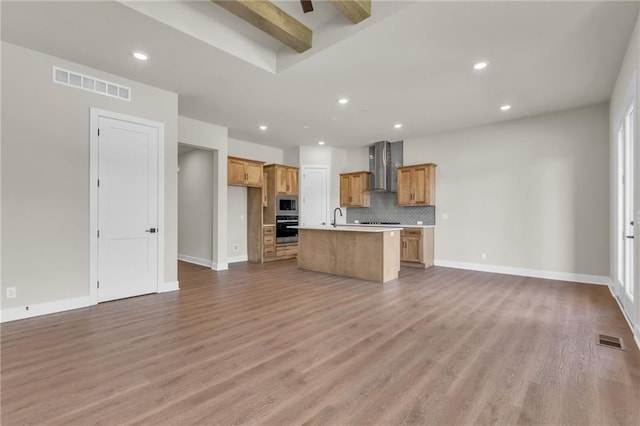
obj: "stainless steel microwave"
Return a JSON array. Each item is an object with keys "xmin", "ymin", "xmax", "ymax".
[{"xmin": 276, "ymin": 196, "xmax": 298, "ymax": 215}]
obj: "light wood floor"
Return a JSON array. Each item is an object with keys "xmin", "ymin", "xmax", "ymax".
[{"xmin": 2, "ymin": 260, "xmax": 639, "ymax": 425}]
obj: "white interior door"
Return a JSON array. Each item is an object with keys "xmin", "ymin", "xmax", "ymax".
[
  {"xmin": 300, "ymin": 166, "xmax": 328, "ymax": 227},
  {"xmin": 616, "ymin": 102, "xmax": 636, "ymax": 324},
  {"xmin": 98, "ymin": 116, "xmax": 159, "ymax": 302}
]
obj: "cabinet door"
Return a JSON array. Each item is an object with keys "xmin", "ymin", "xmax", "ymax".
[
  {"xmin": 340, "ymin": 175, "xmax": 351, "ymax": 206},
  {"xmin": 275, "ymin": 167, "xmax": 288, "ymax": 194},
  {"xmin": 287, "ymin": 168, "xmax": 298, "ymax": 195},
  {"xmin": 228, "ymin": 158, "xmax": 247, "ymax": 185},
  {"xmin": 402, "ymin": 236, "xmax": 422, "ymax": 262},
  {"xmin": 397, "ymin": 168, "xmax": 413, "ymax": 205},
  {"xmin": 350, "ymin": 174, "xmax": 364, "ymax": 206},
  {"xmin": 245, "ymin": 162, "xmax": 263, "ymax": 187},
  {"xmin": 412, "ymin": 167, "xmax": 427, "ymax": 205}
]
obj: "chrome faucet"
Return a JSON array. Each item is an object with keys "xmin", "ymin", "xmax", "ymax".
[{"xmin": 332, "ymin": 207, "xmax": 343, "ymax": 228}]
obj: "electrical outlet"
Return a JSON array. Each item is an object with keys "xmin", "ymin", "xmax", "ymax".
[
  {"xmin": 481, "ymin": 253, "xmax": 487, "ymax": 260},
  {"xmin": 354, "ymin": 220, "xmax": 359, "ymax": 224},
  {"xmin": 6, "ymin": 287, "xmax": 16, "ymax": 299},
  {"xmin": 240, "ymin": 214, "xmax": 244, "ymax": 221},
  {"xmin": 442, "ymin": 213, "xmax": 448, "ymax": 220},
  {"xmin": 232, "ymin": 243, "xmax": 240, "ymax": 252},
  {"xmin": 417, "ymin": 221, "xmax": 423, "ymax": 225}
]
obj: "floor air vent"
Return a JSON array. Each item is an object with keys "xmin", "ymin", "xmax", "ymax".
[
  {"xmin": 596, "ymin": 334, "xmax": 625, "ymax": 350},
  {"xmin": 52, "ymin": 66, "xmax": 131, "ymax": 101}
]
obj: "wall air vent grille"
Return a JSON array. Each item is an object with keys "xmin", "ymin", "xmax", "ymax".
[{"xmin": 52, "ymin": 66, "xmax": 131, "ymax": 101}]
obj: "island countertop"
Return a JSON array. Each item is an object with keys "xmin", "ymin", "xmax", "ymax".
[
  {"xmin": 291, "ymin": 225, "xmax": 402, "ymax": 233},
  {"xmin": 343, "ymin": 223, "xmax": 435, "ymax": 229}
]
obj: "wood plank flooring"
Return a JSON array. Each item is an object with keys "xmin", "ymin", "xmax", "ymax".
[{"xmin": 2, "ymin": 260, "xmax": 639, "ymax": 425}]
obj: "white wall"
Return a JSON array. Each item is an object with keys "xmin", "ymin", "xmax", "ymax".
[
  {"xmin": 178, "ymin": 116, "xmax": 228, "ymax": 270},
  {"xmin": 227, "ymin": 186, "xmax": 248, "ymax": 261},
  {"xmin": 1, "ymin": 42, "xmax": 179, "ymax": 314},
  {"xmin": 609, "ymin": 11, "xmax": 640, "ymax": 343},
  {"xmin": 229, "ymin": 138, "xmax": 283, "ymax": 164},
  {"xmin": 283, "ymin": 147, "xmax": 300, "ymax": 167},
  {"xmin": 178, "ymin": 149, "xmax": 214, "ymax": 264},
  {"xmin": 403, "ymin": 103, "xmax": 610, "ymax": 279},
  {"xmin": 344, "ymin": 146, "xmax": 369, "ymax": 172}
]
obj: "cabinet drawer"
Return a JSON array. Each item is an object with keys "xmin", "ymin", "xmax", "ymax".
[
  {"xmin": 403, "ymin": 229, "xmax": 423, "ymax": 237},
  {"xmin": 264, "ymin": 235, "xmax": 275, "ymax": 246},
  {"xmin": 263, "ymin": 226, "xmax": 274, "ymax": 235},
  {"xmin": 276, "ymin": 245, "xmax": 298, "ymax": 257},
  {"xmin": 264, "ymin": 247, "xmax": 275, "ymax": 258}
]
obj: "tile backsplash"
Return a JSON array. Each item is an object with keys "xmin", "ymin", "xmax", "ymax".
[{"xmin": 346, "ymin": 192, "xmax": 436, "ymax": 225}]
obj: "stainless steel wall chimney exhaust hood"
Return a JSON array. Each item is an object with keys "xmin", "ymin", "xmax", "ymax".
[{"xmin": 369, "ymin": 141, "xmax": 403, "ymax": 192}]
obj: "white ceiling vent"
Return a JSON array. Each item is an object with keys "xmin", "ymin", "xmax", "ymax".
[{"xmin": 52, "ymin": 66, "xmax": 131, "ymax": 101}]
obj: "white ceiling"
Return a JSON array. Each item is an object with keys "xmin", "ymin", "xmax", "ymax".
[{"xmin": 2, "ymin": 1, "xmax": 639, "ymax": 149}]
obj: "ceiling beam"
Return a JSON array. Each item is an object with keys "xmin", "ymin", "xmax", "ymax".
[
  {"xmin": 212, "ymin": 1, "xmax": 312, "ymax": 53},
  {"xmin": 328, "ymin": 0, "xmax": 371, "ymax": 24}
]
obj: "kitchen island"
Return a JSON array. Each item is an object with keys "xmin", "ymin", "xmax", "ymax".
[{"xmin": 293, "ymin": 226, "xmax": 402, "ymax": 283}]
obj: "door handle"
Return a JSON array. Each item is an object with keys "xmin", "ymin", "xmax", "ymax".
[
  {"xmin": 145, "ymin": 228, "xmax": 157, "ymax": 233},
  {"xmin": 626, "ymin": 235, "xmax": 634, "ymax": 239}
]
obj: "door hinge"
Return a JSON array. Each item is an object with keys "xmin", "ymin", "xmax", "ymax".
[
  {"xmin": 97, "ymin": 179, "xmax": 100, "ymax": 187},
  {"xmin": 97, "ymin": 230, "xmax": 100, "ymax": 238},
  {"xmin": 97, "ymin": 281, "xmax": 100, "ymax": 289},
  {"xmin": 97, "ymin": 128, "xmax": 100, "ymax": 136}
]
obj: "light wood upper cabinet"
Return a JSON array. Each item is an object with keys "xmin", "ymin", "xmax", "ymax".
[
  {"xmin": 340, "ymin": 171, "xmax": 371, "ymax": 207},
  {"xmin": 227, "ymin": 156, "xmax": 264, "ymax": 187},
  {"xmin": 245, "ymin": 161, "xmax": 263, "ymax": 187},
  {"xmin": 397, "ymin": 163, "xmax": 436, "ymax": 206},
  {"xmin": 273, "ymin": 165, "xmax": 299, "ymax": 195}
]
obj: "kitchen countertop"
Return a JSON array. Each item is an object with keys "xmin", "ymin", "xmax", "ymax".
[
  {"xmin": 291, "ymin": 226, "xmax": 403, "ymax": 233},
  {"xmin": 343, "ymin": 223, "xmax": 435, "ymax": 229}
]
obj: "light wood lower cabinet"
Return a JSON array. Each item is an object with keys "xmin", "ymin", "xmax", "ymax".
[
  {"xmin": 263, "ymin": 225, "xmax": 275, "ymax": 258},
  {"xmin": 262, "ymin": 225, "xmax": 297, "ymax": 262},
  {"xmin": 400, "ymin": 227, "xmax": 434, "ymax": 268},
  {"xmin": 275, "ymin": 244, "xmax": 298, "ymax": 258}
]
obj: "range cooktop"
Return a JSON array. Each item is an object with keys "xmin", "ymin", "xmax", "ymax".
[{"xmin": 359, "ymin": 221, "xmax": 401, "ymax": 225}]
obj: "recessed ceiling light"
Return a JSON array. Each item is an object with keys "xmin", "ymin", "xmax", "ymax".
[
  {"xmin": 500, "ymin": 105, "xmax": 512, "ymax": 111},
  {"xmin": 259, "ymin": 125, "xmax": 268, "ymax": 130},
  {"xmin": 318, "ymin": 140, "xmax": 325, "ymax": 145},
  {"xmin": 132, "ymin": 50, "xmax": 149, "ymax": 61},
  {"xmin": 473, "ymin": 61, "xmax": 488, "ymax": 70},
  {"xmin": 338, "ymin": 98, "xmax": 349, "ymax": 104},
  {"xmin": 394, "ymin": 123, "xmax": 403, "ymax": 129},
  {"xmin": 303, "ymin": 125, "xmax": 310, "ymax": 129}
]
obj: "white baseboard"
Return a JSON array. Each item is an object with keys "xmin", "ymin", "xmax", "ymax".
[
  {"xmin": 211, "ymin": 262, "xmax": 229, "ymax": 271},
  {"xmin": 434, "ymin": 259, "xmax": 611, "ymax": 286},
  {"xmin": 1, "ymin": 295, "xmax": 94, "ymax": 323},
  {"xmin": 227, "ymin": 255, "xmax": 248, "ymax": 264},
  {"xmin": 158, "ymin": 281, "xmax": 179, "ymax": 293},
  {"xmin": 178, "ymin": 254, "xmax": 231, "ymax": 271},
  {"xmin": 607, "ymin": 285, "xmax": 640, "ymax": 351},
  {"xmin": 178, "ymin": 254, "xmax": 212, "ymax": 268}
]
